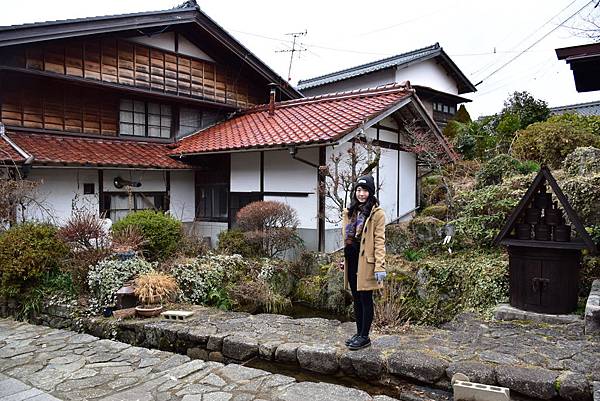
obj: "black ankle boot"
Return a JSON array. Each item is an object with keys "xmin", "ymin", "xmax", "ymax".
[
  {"xmin": 347, "ymin": 335, "xmax": 371, "ymax": 350},
  {"xmin": 345, "ymin": 334, "xmax": 359, "ymax": 346}
]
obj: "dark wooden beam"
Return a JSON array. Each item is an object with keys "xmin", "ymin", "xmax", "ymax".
[{"xmin": 318, "ymin": 146, "xmax": 326, "ymax": 252}]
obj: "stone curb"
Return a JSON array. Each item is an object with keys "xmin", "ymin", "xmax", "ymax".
[{"xmin": 23, "ymin": 304, "xmax": 597, "ymax": 401}]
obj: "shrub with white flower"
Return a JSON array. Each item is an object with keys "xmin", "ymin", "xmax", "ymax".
[
  {"xmin": 87, "ymin": 257, "xmax": 155, "ymax": 308},
  {"xmin": 171, "ymin": 254, "xmax": 247, "ymax": 305}
]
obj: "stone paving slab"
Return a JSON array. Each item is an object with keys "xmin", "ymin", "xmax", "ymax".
[
  {"xmin": 49, "ymin": 306, "xmax": 600, "ymax": 401},
  {"xmin": 0, "ymin": 319, "xmax": 401, "ymax": 401}
]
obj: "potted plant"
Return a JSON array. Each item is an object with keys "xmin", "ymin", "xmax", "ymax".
[
  {"xmin": 133, "ymin": 272, "xmax": 179, "ymax": 317},
  {"xmin": 111, "ymin": 226, "xmax": 145, "ymax": 260}
]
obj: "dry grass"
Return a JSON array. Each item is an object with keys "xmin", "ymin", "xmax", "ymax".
[
  {"xmin": 111, "ymin": 225, "xmax": 146, "ymax": 253},
  {"xmin": 373, "ymin": 279, "xmax": 413, "ymax": 335},
  {"xmin": 133, "ymin": 272, "xmax": 179, "ymax": 306}
]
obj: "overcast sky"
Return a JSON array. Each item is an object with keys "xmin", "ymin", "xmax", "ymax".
[{"xmin": 2, "ymin": 0, "xmax": 599, "ymax": 118}]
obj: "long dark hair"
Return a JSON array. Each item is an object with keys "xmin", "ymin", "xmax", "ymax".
[{"xmin": 347, "ymin": 192, "xmax": 379, "ymax": 218}]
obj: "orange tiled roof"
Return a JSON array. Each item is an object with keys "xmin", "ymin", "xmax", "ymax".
[
  {"xmin": 173, "ymin": 83, "xmax": 415, "ymax": 155},
  {"xmin": 0, "ymin": 135, "xmax": 25, "ymax": 164},
  {"xmin": 5, "ymin": 132, "xmax": 189, "ymax": 169}
]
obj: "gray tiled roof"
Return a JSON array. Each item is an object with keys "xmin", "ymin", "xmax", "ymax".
[
  {"xmin": 297, "ymin": 43, "xmax": 442, "ymax": 90},
  {"xmin": 550, "ymin": 100, "xmax": 600, "ymax": 116}
]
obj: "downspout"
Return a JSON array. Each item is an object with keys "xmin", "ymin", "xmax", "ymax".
[
  {"xmin": 288, "ymin": 145, "xmax": 320, "ymax": 169},
  {"xmin": 0, "ymin": 123, "xmax": 35, "ymax": 169}
]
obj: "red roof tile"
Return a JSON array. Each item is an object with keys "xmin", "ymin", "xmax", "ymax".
[
  {"xmin": 6, "ymin": 132, "xmax": 189, "ymax": 169},
  {"xmin": 173, "ymin": 84, "xmax": 415, "ymax": 155},
  {"xmin": 0, "ymin": 135, "xmax": 25, "ymax": 164}
]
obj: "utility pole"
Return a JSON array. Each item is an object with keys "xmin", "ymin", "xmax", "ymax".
[{"xmin": 276, "ymin": 30, "xmax": 307, "ymax": 82}]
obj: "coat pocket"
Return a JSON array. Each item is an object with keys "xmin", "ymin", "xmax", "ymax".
[{"xmin": 366, "ymin": 255, "xmax": 375, "ymax": 263}]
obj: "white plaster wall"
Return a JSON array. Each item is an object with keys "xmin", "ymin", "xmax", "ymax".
[
  {"xmin": 178, "ymin": 34, "xmax": 215, "ymax": 61},
  {"xmin": 399, "ymin": 151, "xmax": 417, "ymax": 216},
  {"xmin": 231, "ymin": 152, "xmax": 261, "ymax": 192},
  {"xmin": 264, "ymin": 194, "xmax": 318, "ymax": 230},
  {"xmin": 324, "ymin": 141, "xmax": 353, "ymax": 229},
  {"xmin": 169, "ymin": 170, "xmax": 195, "ymax": 223},
  {"xmin": 300, "ymin": 68, "xmax": 396, "ymax": 96},
  {"xmin": 23, "ymin": 169, "xmax": 99, "ymax": 225},
  {"xmin": 395, "ymin": 59, "xmax": 458, "ymax": 95},
  {"xmin": 263, "ymin": 148, "xmax": 318, "ymax": 193},
  {"xmin": 128, "ymin": 32, "xmax": 175, "ymax": 52},
  {"xmin": 103, "ymin": 170, "xmax": 167, "ymax": 193},
  {"xmin": 187, "ymin": 221, "xmax": 228, "ymax": 248},
  {"xmin": 378, "ymin": 147, "xmax": 399, "ymax": 223},
  {"xmin": 262, "ymin": 149, "xmax": 318, "ymax": 230},
  {"xmin": 127, "ymin": 32, "xmax": 214, "ymax": 62}
]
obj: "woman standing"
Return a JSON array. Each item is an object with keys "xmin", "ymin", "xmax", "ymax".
[{"xmin": 341, "ymin": 175, "xmax": 386, "ymax": 350}]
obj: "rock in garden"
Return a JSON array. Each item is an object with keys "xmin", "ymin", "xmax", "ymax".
[
  {"xmin": 557, "ymin": 371, "xmax": 591, "ymax": 401},
  {"xmin": 296, "ymin": 344, "xmax": 338, "ymax": 374},
  {"xmin": 446, "ymin": 361, "xmax": 496, "ymax": 384},
  {"xmin": 345, "ymin": 349, "xmax": 384, "ymax": 378},
  {"xmin": 274, "ymin": 343, "xmax": 304, "ymax": 363},
  {"xmin": 387, "ymin": 350, "xmax": 448, "ymax": 384},
  {"xmin": 222, "ymin": 335, "xmax": 259, "ymax": 361},
  {"xmin": 495, "ymin": 365, "xmax": 558, "ymax": 400}
]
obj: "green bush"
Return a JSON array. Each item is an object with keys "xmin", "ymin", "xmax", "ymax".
[
  {"xmin": 512, "ymin": 120, "xmax": 600, "ymax": 168},
  {"xmin": 111, "ymin": 210, "xmax": 182, "ymax": 261},
  {"xmin": 0, "ymin": 223, "xmax": 69, "ymax": 296},
  {"xmin": 87, "ymin": 257, "xmax": 155, "ymax": 308},
  {"xmin": 414, "ymin": 250, "xmax": 509, "ymax": 325},
  {"xmin": 420, "ymin": 205, "xmax": 448, "ymax": 220},
  {"xmin": 475, "ymin": 154, "xmax": 539, "ymax": 188},
  {"xmin": 561, "ymin": 174, "xmax": 600, "ymax": 226},
  {"xmin": 170, "ymin": 254, "xmax": 246, "ymax": 306},
  {"xmin": 452, "ymin": 174, "xmax": 534, "ymax": 248},
  {"xmin": 562, "ymin": 147, "xmax": 600, "ymax": 176},
  {"xmin": 217, "ymin": 228, "xmax": 261, "ymax": 257},
  {"xmin": 547, "ymin": 113, "xmax": 600, "ymax": 135}
]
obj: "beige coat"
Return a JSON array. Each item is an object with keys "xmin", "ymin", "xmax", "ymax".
[{"xmin": 342, "ymin": 206, "xmax": 386, "ymax": 291}]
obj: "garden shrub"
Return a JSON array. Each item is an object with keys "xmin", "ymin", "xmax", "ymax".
[
  {"xmin": 170, "ymin": 254, "xmax": 246, "ymax": 306},
  {"xmin": 63, "ymin": 247, "xmax": 111, "ymax": 293},
  {"xmin": 111, "ymin": 210, "xmax": 182, "ymax": 260},
  {"xmin": 58, "ymin": 211, "xmax": 109, "ymax": 250},
  {"xmin": 414, "ymin": 250, "xmax": 509, "ymax": 325},
  {"xmin": 217, "ymin": 228, "xmax": 261, "ymax": 257},
  {"xmin": 408, "ymin": 216, "xmax": 445, "ymax": 249},
  {"xmin": 0, "ymin": 223, "xmax": 69, "ymax": 296},
  {"xmin": 547, "ymin": 113, "xmax": 600, "ymax": 135},
  {"xmin": 385, "ymin": 222, "xmax": 412, "ymax": 254},
  {"xmin": 236, "ymin": 201, "xmax": 302, "ymax": 257},
  {"xmin": 176, "ymin": 231, "xmax": 210, "ymax": 258},
  {"xmin": 562, "ymin": 147, "xmax": 600, "ymax": 176},
  {"xmin": 512, "ymin": 120, "xmax": 600, "ymax": 168},
  {"xmin": 87, "ymin": 257, "xmax": 155, "ymax": 308},
  {"xmin": 420, "ymin": 204, "xmax": 448, "ymax": 220},
  {"xmin": 475, "ymin": 154, "xmax": 539, "ymax": 188},
  {"xmin": 561, "ymin": 174, "xmax": 600, "ymax": 226},
  {"xmin": 452, "ymin": 173, "xmax": 534, "ymax": 248},
  {"xmin": 581, "ymin": 256, "xmax": 600, "ymax": 298}
]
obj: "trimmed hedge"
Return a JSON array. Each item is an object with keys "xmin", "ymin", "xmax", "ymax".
[{"xmin": 111, "ymin": 210, "xmax": 182, "ymax": 261}]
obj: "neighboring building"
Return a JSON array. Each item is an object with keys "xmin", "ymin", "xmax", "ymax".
[
  {"xmin": 0, "ymin": 2, "xmax": 455, "ymax": 252},
  {"xmin": 550, "ymin": 100, "xmax": 600, "ymax": 116},
  {"xmin": 556, "ymin": 42, "xmax": 600, "ymax": 93},
  {"xmin": 297, "ymin": 43, "xmax": 476, "ymax": 129},
  {"xmin": 0, "ymin": 0, "xmax": 298, "ymax": 228}
]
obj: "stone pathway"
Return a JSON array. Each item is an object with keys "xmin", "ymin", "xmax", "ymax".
[
  {"xmin": 0, "ymin": 319, "xmax": 404, "ymax": 401},
  {"xmin": 48, "ymin": 306, "xmax": 600, "ymax": 401}
]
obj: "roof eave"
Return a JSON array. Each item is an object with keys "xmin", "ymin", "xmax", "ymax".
[{"xmin": 0, "ymin": 8, "xmax": 198, "ymax": 48}]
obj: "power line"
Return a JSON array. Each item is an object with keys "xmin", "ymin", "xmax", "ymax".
[
  {"xmin": 474, "ymin": 0, "xmax": 595, "ymax": 87},
  {"xmin": 470, "ymin": 0, "xmax": 579, "ymax": 77}
]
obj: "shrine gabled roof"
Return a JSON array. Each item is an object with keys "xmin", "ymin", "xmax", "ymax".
[{"xmin": 493, "ymin": 166, "xmax": 596, "ymax": 253}]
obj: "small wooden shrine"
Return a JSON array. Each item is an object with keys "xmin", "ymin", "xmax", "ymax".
[{"xmin": 493, "ymin": 167, "xmax": 596, "ymax": 314}]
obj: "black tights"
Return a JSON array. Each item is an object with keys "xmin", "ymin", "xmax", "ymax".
[{"xmin": 345, "ymin": 241, "xmax": 374, "ymax": 338}]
